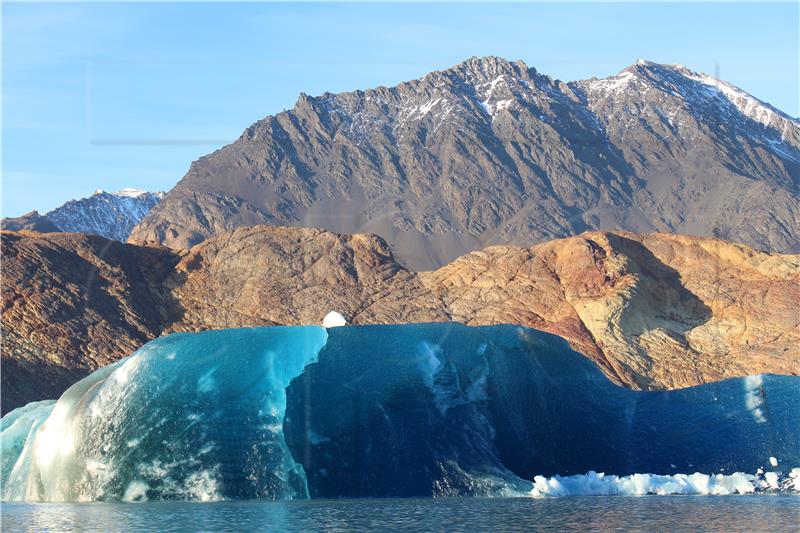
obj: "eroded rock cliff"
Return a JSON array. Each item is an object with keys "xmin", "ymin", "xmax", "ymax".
[{"xmin": 3, "ymin": 227, "xmax": 798, "ymax": 412}]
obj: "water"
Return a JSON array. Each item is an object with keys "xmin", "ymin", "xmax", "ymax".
[{"xmin": 2, "ymin": 496, "xmax": 798, "ymax": 532}]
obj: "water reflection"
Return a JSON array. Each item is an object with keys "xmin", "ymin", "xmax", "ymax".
[{"xmin": 3, "ymin": 496, "xmax": 799, "ymax": 533}]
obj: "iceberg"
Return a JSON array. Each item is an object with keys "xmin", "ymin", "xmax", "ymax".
[
  {"xmin": 1, "ymin": 327, "xmax": 327, "ymax": 502},
  {"xmin": 1, "ymin": 323, "xmax": 798, "ymax": 501}
]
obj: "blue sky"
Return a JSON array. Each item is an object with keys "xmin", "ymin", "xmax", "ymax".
[{"xmin": 3, "ymin": 2, "xmax": 798, "ymax": 216}]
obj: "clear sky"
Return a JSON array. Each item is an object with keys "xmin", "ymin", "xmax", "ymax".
[{"xmin": 3, "ymin": 1, "xmax": 798, "ymax": 217}]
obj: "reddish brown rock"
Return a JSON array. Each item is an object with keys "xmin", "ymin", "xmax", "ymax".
[{"xmin": 2, "ymin": 227, "xmax": 798, "ymax": 413}]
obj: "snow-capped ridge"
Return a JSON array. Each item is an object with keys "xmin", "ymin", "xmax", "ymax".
[
  {"xmin": 620, "ymin": 60, "xmax": 798, "ymax": 128},
  {"xmin": 93, "ymin": 188, "xmax": 157, "ymax": 199},
  {"xmin": 115, "ymin": 188, "xmax": 151, "ymax": 198},
  {"xmin": 45, "ymin": 188, "xmax": 165, "ymax": 241}
]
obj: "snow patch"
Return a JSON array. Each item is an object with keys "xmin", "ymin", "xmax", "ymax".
[
  {"xmin": 480, "ymin": 99, "xmax": 513, "ymax": 119},
  {"xmin": 114, "ymin": 188, "xmax": 149, "ymax": 198},
  {"xmin": 682, "ymin": 70, "xmax": 798, "ymax": 130},
  {"xmin": 587, "ymin": 71, "xmax": 636, "ymax": 93}
]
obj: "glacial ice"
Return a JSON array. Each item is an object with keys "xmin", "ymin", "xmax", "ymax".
[
  {"xmin": 1, "ymin": 323, "xmax": 798, "ymax": 501},
  {"xmin": 322, "ymin": 311, "xmax": 347, "ymax": 328},
  {"xmin": 530, "ymin": 469, "xmax": 800, "ymax": 496},
  {"xmin": 1, "ymin": 327, "xmax": 327, "ymax": 502}
]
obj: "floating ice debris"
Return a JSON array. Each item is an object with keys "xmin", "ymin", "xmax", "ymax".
[{"xmin": 530, "ymin": 470, "xmax": 800, "ymax": 497}]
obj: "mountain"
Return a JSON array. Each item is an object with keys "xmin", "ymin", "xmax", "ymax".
[
  {"xmin": 129, "ymin": 56, "xmax": 800, "ymax": 269},
  {"xmin": 45, "ymin": 188, "xmax": 165, "ymax": 241},
  {"xmin": 0, "ymin": 211, "xmax": 62, "ymax": 233},
  {"xmin": 3, "ymin": 225, "xmax": 798, "ymax": 413},
  {"xmin": 2, "ymin": 189, "xmax": 164, "ymax": 241}
]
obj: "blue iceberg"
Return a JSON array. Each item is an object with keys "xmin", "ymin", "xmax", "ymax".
[{"xmin": 1, "ymin": 323, "xmax": 798, "ymax": 501}]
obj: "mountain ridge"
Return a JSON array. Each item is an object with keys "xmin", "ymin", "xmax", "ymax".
[
  {"xmin": 3, "ymin": 225, "xmax": 798, "ymax": 412},
  {"xmin": 2, "ymin": 189, "xmax": 165, "ymax": 242},
  {"xmin": 128, "ymin": 56, "xmax": 800, "ymax": 269}
]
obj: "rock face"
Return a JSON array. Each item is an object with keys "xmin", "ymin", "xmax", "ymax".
[
  {"xmin": 129, "ymin": 56, "xmax": 800, "ymax": 269},
  {"xmin": 2, "ymin": 189, "xmax": 164, "ymax": 242},
  {"xmin": 423, "ymin": 233, "xmax": 800, "ymax": 390},
  {"xmin": 3, "ymin": 226, "xmax": 798, "ymax": 413},
  {"xmin": 0, "ymin": 231, "xmax": 179, "ymax": 411}
]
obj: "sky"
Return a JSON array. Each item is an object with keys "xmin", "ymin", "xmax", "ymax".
[{"xmin": 2, "ymin": 2, "xmax": 799, "ymax": 217}]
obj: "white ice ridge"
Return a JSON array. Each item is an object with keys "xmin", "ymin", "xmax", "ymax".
[
  {"xmin": 529, "ymin": 468, "xmax": 800, "ymax": 497},
  {"xmin": 322, "ymin": 311, "xmax": 347, "ymax": 328}
]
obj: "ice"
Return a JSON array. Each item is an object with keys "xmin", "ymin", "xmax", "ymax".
[
  {"xmin": 743, "ymin": 374, "xmax": 767, "ymax": 423},
  {"xmin": 0, "ymin": 400, "xmax": 56, "ymax": 485},
  {"xmin": 122, "ymin": 480, "xmax": 149, "ymax": 502},
  {"xmin": 322, "ymin": 311, "xmax": 347, "ymax": 328},
  {"xmin": 2, "ymin": 323, "xmax": 798, "ymax": 502},
  {"xmin": 791, "ymin": 468, "xmax": 800, "ymax": 491},
  {"xmin": 530, "ymin": 468, "xmax": 800, "ymax": 496},
  {"xmin": 530, "ymin": 469, "xmax": 799, "ymax": 496},
  {"xmin": 1, "ymin": 327, "xmax": 327, "ymax": 501},
  {"xmin": 283, "ymin": 325, "xmax": 800, "ymax": 498}
]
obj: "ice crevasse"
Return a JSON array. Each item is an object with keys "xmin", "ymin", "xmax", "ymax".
[{"xmin": 1, "ymin": 323, "xmax": 798, "ymax": 502}]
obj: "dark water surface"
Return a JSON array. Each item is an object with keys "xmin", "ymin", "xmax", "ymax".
[{"xmin": 3, "ymin": 496, "xmax": 799, "ymax": 532}]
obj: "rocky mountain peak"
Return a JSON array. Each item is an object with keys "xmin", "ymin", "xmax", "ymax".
[
  {"xmin": 440, "ymin": 55, "xmax": 532, "ymax": 84},
  {"xmin": 129, "ymin": 57, "xmax": 800, "ymax": 267},
  {"xmin": 0, "ymin": 210, "xmax": 62, "ymax": 233},
  {"xmin": 594, "ymin": 60, "xmax": 799, "ymax": 131},
  {"xmin": 1, "ymin": 188, "xmax": 165, "ymax": 242}
]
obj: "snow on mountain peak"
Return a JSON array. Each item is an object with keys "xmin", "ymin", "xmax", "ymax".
[
  {"xmin": 585, "ymin": 70, "xmax": 637, "ymax": 94},
  {"xmin": 587, "ymin": 60, "xmax": 798, "ymax": 132},
  {"xmin": 680, "ymin": 69, "xmax": 798, "ymax": 130},
  {"xmin": 45, "ymin": 188, "xmax": 165, "ymax": 241},
  {"xmin": 115, "ymin": 188, "xmax": 149, "ymax": 198},
  {"xmin": 93, "ymin": 187, "xmax": 149, "ymax": 198}
]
